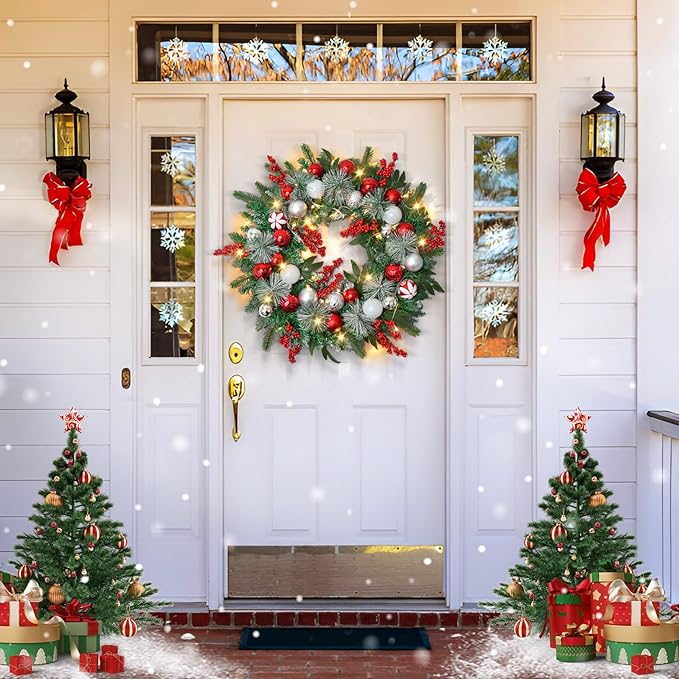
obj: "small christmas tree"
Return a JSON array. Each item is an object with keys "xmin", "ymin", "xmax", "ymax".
[
  {"xmin": 484, "ymin": 407, "xmax": 648, "ymax": 634},
  {"xmin": 11, "ymin": 408, "xmax": 167, "ymax": 634}
]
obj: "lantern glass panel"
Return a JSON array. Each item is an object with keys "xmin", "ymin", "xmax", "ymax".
[
  {"xmin": 594, "ymin": 113, "xmax": 617, "ymax": 158},
  {"xmin": 45, "ymin": 115, "xmax": 55, "ymax": 159},
  {"xmin": 54, "ymin": 113, "xmax": 76, "ymax": 157},
  {"xmin": 580, "ymin": 114, "xmax": 595, "ymax": 159},
  {"xmin": 76, "ymin": 113, "xmax": 90, "ymax": 158},
  {"xmin": 617, "ymin": 113, "xmax": 626, "ymax": 160}
]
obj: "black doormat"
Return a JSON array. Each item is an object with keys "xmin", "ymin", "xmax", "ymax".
[{"xmin": 239, "ymin": 626, "xmax": 431, "ymax": 651}]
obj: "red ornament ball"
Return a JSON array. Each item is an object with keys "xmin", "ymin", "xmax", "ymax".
[
  {"xmin": 343, "ymin": 288, "xmax": 359, "ymax": 303},
  {"xmin": 523, "ymin": 534, "xmax": 535, "ymax": 550},
  {"xmin": 253, "ymin": 263, "xmax": 273, "ymax": 279},
  {"xmin": 550, "ymin": 488, "xmax": 558, "ymax": 496},
  {"xmin": 577, "ymin": 461, "xmax": 584, "ymax": 468},
  {"xmin": 559, "ymin": 470, "xmax": 573, "ymax": 485},
  {"xmin": 308, "ymin": 163, "xmax": 324, "ymax": 178},
  {"xmin": 557, "ymin": 543, "xmax": 564, "ymax": 552},
  {"xmin": 63, "ymin": 449, "xmax": 71, "ymax": 458},
  {"xmin": 623, "ymin": 564, "xmax": 634, "ymax": 575},
  {"xmin": 66, "ymin": 460, "xmax": 74, "ymax": 468},
  {"xmin": 580, "ymin": 449, "xmax": 589, "ymax": 458},
  {"xmin": 50, "ymin": 521, "xmax": 57, "ymax": 529},
  {"xmin": 84, "ymin": 524, "xmax": 101, "ymax": 542},
  {"xmin": 395, "ymin": 222, "xmax": 415, "ymax": 236},
  {"xmin": 87, "ymin": 541, "xmax": 94, "ymax": 551},
  {"xmin": 280, "ymin": 294, "xmax": 300, "ymax": 313},
  {"xmin": 514, "ymin": 616, "xmax": 531, "ymax": 638},
  {"xmin": 119, "ymin": 616, "xmax": 138, "ymax": 638},
  {"xmin": 594, "ymin": 521, "xmax": 601, "ymax": 529},
  {"xmin": 17, "ymin": 565, "xmax": 32, "ymax": 580},
  {"xmin": 636, "ymin": 583, "xmax": 647, "ymax": 594},
  {"xmin": 271, "ymin": 252, "xmax": 284, "ymax": 267},
  {"xmin": 281, "ymin": 184, "xmax": 294, "ymax": 200},
  {"xmin": 385, "ymin": 263, "xmax": 404, "ymax": 282},
  {"xmin": 550, "ymin": 523, "xmax": 567, "ymax": 542},
  {"xmin": 609, "ymin": 528, "xmax": 616, "ymax": 536},
  {"xmin": 360, "ymin": 177, "xmax": 378, "ymax": 195},
  {"xmin": 385, "ymin": 188, "xmax": 402, "ymax": 204},
  {"xmin": 272, "ymin": 229, "xmax": 292, "ymax": 247},
  {"xmin": 338, "ymin": 159, "xmax": 356, "ymax": 175},
  {"xmin": 117, "ymin": 534, "xmax": 128, "ymax": 550},
  {"xmin": 79, "ymin": 470, "xmax": 92, "ymax": 485},
  {"xmin": 569, "ymin": 451, "xmax": 576, "ymax": 459},
  {"xmin": 326, "ymin": 313, "xmax": 343, "ymax": 332},
  {"xmin": 30, "ymin": 560, "xmax": 37, "ymax": 569},
  {"xmin": 69, "ymin": 571, "xmax": 77, "ymax": 579},
  {"xmin": 34, "ymin": 527, "xmax": 43, "ymax": 537}
]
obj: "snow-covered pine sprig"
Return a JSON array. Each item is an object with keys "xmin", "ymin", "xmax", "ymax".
[
  {"xmin": 254, "ymin": 273, "xmax": 291, "ymax": 304},
  {"xmin": 385, "ymin": 232, "xmax": 418, "ymax": 263},
  {"xmin": 246, "ymin": 232, "xmax": 279, "ymax": 263},
  {"xmin": 297, "ymin": 301, "xmax": 331, "ymax": 333},
  {"xmin": 359, "ymin": 187, "xmax": 387, "ymax": 221},
  {"xmin": 322, "ymin": 168, "xmax": 355, "ymax": 207},
  {"xmin": 287, "ymin": 168, "xmax": 314, "ymax": 202},
  {"xmin": 341, "ymin": 302, "xmax": 372, "ymax": 339},
  {"xmin": 363, "ymin": 274, "xmax": 397, "ymax": 301}
]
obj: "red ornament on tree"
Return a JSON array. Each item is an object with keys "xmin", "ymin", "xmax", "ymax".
[
  {"xmin": 385, "ymin": 188, "xmax": 401, "ymax": 204},
  {"xmin": 609, "ymin": 528, "xmax": 616, "ymax": 536},
  {"xmin": 253, "ymin": 263, "xmax": 273, "ymax": 279},
  {"xmin": 272, "ymin": 229, "xmax": 292, "ymax": 247},
  {"xmin": 514, "ymin": 616, "xmax": 532, "ymax": 638},
  {"xmin": 117, "ymin": 534, "xmax": 128, "ymax": 550},
  {"xmin": 559, "ymin": 470, "xmax": 573, "ymax": 485},
  {"xmin": 395, "ymin": 222, "xmax": 415, "ymax": 236},
  {"xmin": 308, "ymin": 163, "xmax": 324, "ymax": 178},
  {"xmin": 17, "ymin": 565, "xmax": 32, "ymax": 580},
  {"xmin": 281, "ymin": 184, "xmax": 294, "ymax": 200},
  {"xmin": 523, "ymin": 534, "xmax": 535, "ymax": 550},
  {"xmin": 550, "ymin": 523, "xmax": 567, "ymax": 542},
  {"xmin": 338, "ymin": 159, "xmax": 355, "ymax": 174},
  {"xmin": 569, "ymin": 451, "xmax": 576, "ymax": 459},
  {"xmin": 551, "ymin": 487, "xmax": 558, "ymax": 496},
  {"xmin": 343, "ymin": 288, "xmax": 359, "ymax": 303},
  {"xmin": 326, "ymin": 313, "xmax": 343, "ymax": 332},
  {"xmin": 384, "ymin": 263, "xmax": 404, "ymax": 282},
  {"xmin": 580, "ymin": 449, "xmax": 589, "ymax": 458},
  {"xmin": 280, "ymin": 294, "xmax": 300, "ymax": 313},
  {"xmin": 271, "ymin": 252, "xmax": 284, "ymax": 267},
  {"xmin": 84, "ymin": 524, "xmax": 101, "ymax": 542},
  {"xmin": 78, "ymin": 470, "xmax": 92, "ymax": 485},
  {"xmin": 594, "ymin": 521, "xmax": 601, "ymax": 529},
  {"xmin": 360, "ymin": 177, "xmax": 378, "ymax": 195},
  {"xmin": 119, "ymin": 616, "xmax": 137, "ymax": 638}
]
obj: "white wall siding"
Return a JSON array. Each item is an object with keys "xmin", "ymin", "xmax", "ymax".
[{"xmin": 0, "ymin": 2, "xmax": 110, "ymax": 571}]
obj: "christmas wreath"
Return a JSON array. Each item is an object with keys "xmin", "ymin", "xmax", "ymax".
[{"xmin": 214, "ymin": 145, "xmax": 446, "ymax": 363}]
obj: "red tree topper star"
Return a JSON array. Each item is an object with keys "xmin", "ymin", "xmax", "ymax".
[
  {"xmin": 566, "ymin": 407, "xmax": 590, "ymax": 433},
  {"xmin": 60, "ymin": 406, "xmax": 85, "ymax": 433}
]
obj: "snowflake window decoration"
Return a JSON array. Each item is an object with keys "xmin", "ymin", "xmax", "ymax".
[
  {"xmin": 159, "ymin": 299, "xmax": 184, "ymax": 328},
  {"xmin": 479, "ymin": 299, "xmax": 511, "ymax": 327},
  {"xmin": 242, "ymin": 37, "xmax": 270, "ymax": 65},
  {"xmin": 164, "ymin": 37, "xmax": 189, "ymax": 67},
  {"xmin": 160, "ymin": 152, "xmax": 182, "ymax": 178},
  {"xmin": 406, "ymin": 34, "xmax": 433, "ymax": 60},
  {"xmin": 324, "ymin": 35, "xmax": 351, "ymax": 64},
  {"xmin": 159, "ymin": 225, "xmax": 186, "ymax": 253},
  {"xmin": 481, "ymin": 144, "xmax": 506, "ymax": 177},
  {"xmin": 481, "ymin": 26, "xmax": 508, "ymax": 67},
  {"xmin": 484, "ymin": 223, "xmax": 510, "ymax": 249}
]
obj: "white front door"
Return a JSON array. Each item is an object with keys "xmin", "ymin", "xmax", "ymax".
[{"xmin": 222, "ymin": 99, "xmax": 447, "ymax": 596}]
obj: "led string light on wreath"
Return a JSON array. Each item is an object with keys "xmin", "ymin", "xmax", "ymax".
[{"xmin": 214, "ymin": 144, "xmax": 446, "ymax": 363}]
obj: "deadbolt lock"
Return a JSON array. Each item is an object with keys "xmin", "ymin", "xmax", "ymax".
[{"xmin": 228, "ymin": 342, "xmax": 244, "ymax": 364}]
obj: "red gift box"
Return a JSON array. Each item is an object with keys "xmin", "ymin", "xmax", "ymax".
[
  {"xmin": 79, "ymin": 652, "xmax": 99, "ymax": 673},
  {"xmin": 100, "ymin": 653, "xmax": 124, "ymax": 673},
  {"xmin": 9, "ymin": 655, "xmax": 32, "ymax": 676},
  {"xmin": 606, "ymin": 578, "xmax": 664, "ymax": 627},
  {"xmin": 101, "ymin": 644, "xmax": 118, "ymax": 655},
  {"xmin": 540, "ymin": 577, "xmax": 591, "ymax": 648},
  {"xmin": 0, "ymin": 581, "xmax": 41, "ymax": 627},
  {"xmin": 631, "ymin": 653, "xmax": 655, "ymax": 675},
  {"xmin": 589, "ymin": 571, "xmax": 634, "ymax": 654}
]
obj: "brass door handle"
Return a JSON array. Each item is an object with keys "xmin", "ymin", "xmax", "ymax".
[{"xmin": 228, "ymin": 375, "xmax": 246, "ymax": 442}]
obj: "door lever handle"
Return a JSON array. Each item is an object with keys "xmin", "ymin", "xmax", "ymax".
[{"xmin": 228, "ymin": 375, "xmax": 246, "ymax": 442}]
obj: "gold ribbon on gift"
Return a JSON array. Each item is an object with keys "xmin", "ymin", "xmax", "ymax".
[
  {"xmin": 42, "ymin": 614, "xmax": 82, "ymax": 660},
  {"xmin": 604, "ymin": 622, "xmax": 679, "ymax": 643},
  {"xmin": 555, "ymin": 623, "xmax": 594, "ymax": 646},
  {"xmin": 0, "ymin": 623, "xmax": 60, "ymax": 644},
  {"xmin": 0, "ymin": 579, "xmax": 42, "ymax": 626},
  {"xmin": 604, "ymin": 578, "xmax": 664, "ymax": 626}
]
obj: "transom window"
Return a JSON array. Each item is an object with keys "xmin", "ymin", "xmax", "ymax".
[{"xmin": 136, "ymin": 21, "xmax": 532, "ymax": 82}]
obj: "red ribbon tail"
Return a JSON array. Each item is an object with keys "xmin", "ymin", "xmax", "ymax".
[
  {"xmin": 581, "ymin": 206, "xmax": 608, "ymax": 271},
  {"xmin": 49, "ymin": 221, "xmax": 70, "ymax": 266},
  {"xmin": 67, "ymin": 212, "xmax": 84, "ymax": 247}
]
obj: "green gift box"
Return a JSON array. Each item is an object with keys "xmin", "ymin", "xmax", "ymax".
[
  {"xmin": 58, "ymin": 620, "xmax": 101, "ymax": 654},
  {"xmin": 590, "ymin": 571, "xmax": 634, "ymax": 583},
  {"xmin": 604, "ymin": 623, "xmax": 679, "ymax": 665},
  {"xmin": 0, "ymin": 623, "xmax": 59, "ymax": 665},
  {"xmin": 0, "ymin": 572, "xmax": 13, "ymax": 585},
  {"xmin": 555, "ymin": 593, "xmax": 584, "ymax": 606},
  {"xmin": 556, "ymin": 643, "xmax": 596, "ymax": 662}
]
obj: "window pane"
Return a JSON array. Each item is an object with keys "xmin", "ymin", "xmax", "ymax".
[
  {"xmin": 382, "ymin": 23, "xmax": 457, "ymax": 81},
  {"xmin": 460, "ymin": 22, "xmax": 531, "ymax": 81},
  {"xmin": 137, "ymin": 24, "xmax": 214, "ymax": 82},
  {"xmin": 217, "ymin": 24, "xmax": 297, "ymax": 80},
  {"xmin": 151, "ymin": 136, "xmax": 196, "ymax": 208},
  {"xmin": 473, "ymin": 212, "xmax": 518, "ymax": 282},
  {"xmin": 151, "ymin": 212, "xmax": 195, "ymax": 282},
  {"xmin": 150, "ymin": 287, "xmax": 195, "ymax": 358},
  {"xmin": 301, "ymin": 24, "xmax": 377, "ymax": 81},
  {"xmin": 473, "ymin": 287, "xmax": 518, "ymax": 358},
  {"xmin": 473, "ymin": 135, "xmax": 519, "ymax": 207}
]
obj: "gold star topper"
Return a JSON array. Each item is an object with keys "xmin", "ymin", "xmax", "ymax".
[
  {"xmin": 60, "ymin": 406, "xmax": 85, "ymax": 433},
  {"xmin": 566, "ymin": 406, "xmax": 591, "ymax": 433}
]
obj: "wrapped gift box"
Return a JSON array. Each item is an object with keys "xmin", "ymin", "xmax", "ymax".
[
  {"xmin": 100, "ymin": 652, "xmax": 124, "ymax": 673},
  {"xmin": 9, "ymin": 655, "xmax": 32, "ymax": 676},
  {"xmin": 0, "ymin": 624, "xmax": 60, "ymax": 665},
  {"xmin": 0, "ymin": 581, "xmax": 41, "ymax": 628},
  {"xmin": 555, "ymin": 626, "xmax": 596, "ymax": 662},
  {"xmin": 101, "ymin": 644, "xmax": 118, "ymax": 655},
  {"xmin": 606, "ymin": 579, "xmax": 663, "ymax": 627},
  {"xmin": 79, "ymin": 652, "xmax": 99, "ymax": 673},
  {"xmin": 604, "ymin": 622, "xmax": 679, "ymax": 665},
  {"xmin": 631, "ymin": 653, "xmax": 655, "ymax": 675},
  {"xmin": 58, "ymin": 620, "xmax": 101, "ymax": 654},
  {"xmin": 590, "ymin": 570, "xmax": 634, "ymax": 654},
  {"xmin": 543, "ymin": 577, "xmax": 591, "ymax": 648}
]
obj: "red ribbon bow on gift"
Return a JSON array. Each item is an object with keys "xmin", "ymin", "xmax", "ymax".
[
  {"xmin": 48, "ymin": 598, "xmax": 93, "ymax": 622},
  {"xmin": 576, "ymin": 167, "xmax": 626, "ymax": 271},
  {"xmin": 43, "ymin": 172, "xmax": 92, "ymax": 266},
  {"xmin": 539, "ymin": 577, "xmax": 590, "ymax": 639}
]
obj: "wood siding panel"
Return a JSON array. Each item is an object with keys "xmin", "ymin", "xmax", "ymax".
[
  {"xmin": 0, "ymin": 198, "xmax": 109, "ymax": 232},
  {"xmin": 560, "ymin": 194, "xmax": 637, "ymax": 232},
  {"xmin": 0, "ymin": 57, "xmax": 109, "ymax": 90},
  {"xmin": 558, "ymin": 303, "xmax": 636, "ymax": 339},
  {"xmin": 560, "ymin": 18, "xmax": 636, "ymax": 52},
  {"xmin": 560, "ymin": 232, "xmax": 636, "ymax": 268},
  {"xmin": 560, "ymin": 0, "xmax": 635, "ymax": 16},
  {"xmin": 0, "ymin": 20, "xmax": 109, "ymax": 55}
]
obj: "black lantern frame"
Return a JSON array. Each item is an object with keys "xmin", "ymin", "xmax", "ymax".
[
  {"xmin": 45, "ymin": 79, "xmax": 90, "ymax": 186},
  {"xmin": 580, "ymin": 77, "xmax": 625, "ymax": 184}
]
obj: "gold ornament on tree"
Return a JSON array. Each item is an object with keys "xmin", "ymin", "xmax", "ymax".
[
  {"xmin": 555, "ymin": 493, "xmax": 563, "ymax": 504},
  {"xmin": 127, "ymin": 578, "xmax": 145, "ymax": 599},
  {"xmin": 45, "ymin": 490, "xmax": 62, "ymax": 507},
  {"xmin": 506, "ymin": 579, "xmax": 523, "ymax": 598},
  {"xmin": 589, "ymin": 492, "xmax": 607, "ymax": 508},
  {"xmin": 47, "ymin": 583, "xmax": 64, "ymax": 605}
]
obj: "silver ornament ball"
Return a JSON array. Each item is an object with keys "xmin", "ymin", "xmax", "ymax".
[
  {"xmin": 280, "ymin": 264, "xmax": 301, "ymax": 285},
  {"xmin": 383, "ymin": 205, "xmax": 403, "ymax": 225},
  {"xmin": 404, "ymin": 252, "xmax": 424, "ymax": 272},
  {"xmin": 298, "ymin": 286, "xmax": 318, "ymax": 306},
  {"xmin": 258, "ymin": 303, "xmax": 273, "ymax": 318},
  {"xmin": 246, "ymin": 227, "xmax": 262, "ymax": 241},
  {"xmin": 383, "ymin": 295, "xmax": 397, "ymax": 310},
  {"xmin": 362, "ymin": 298, "xmax": 384, "ymax": 320},
  {"xmin": 288, "ymin": 200, "xmax": 308, "ymax": 220},
  {"xmin": 345, "ymin": 190, "xmax": 363, "ymax": 209},
  {"xmin": 326, "ymin": 291, "xmax": 345, "ymax": 311},
  {"xmin": 381, "ymin": 224, "xmax": 393, "ymax": 236},
  {"xmin": 306, "ymin": 179, "xmax": 325, "ymax": 200}
]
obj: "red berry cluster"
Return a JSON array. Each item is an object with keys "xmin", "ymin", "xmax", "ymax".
[
  {"xmin": 279, "ymin": 323, "xmax": 301, "ymax": 363},
  {"xmin": 317, "ymin": 258, "xmax": 345, "ymax": 299},
  {"xmin": 376, "ymin": 152, "xmax": 398, "ymax": 187},
  {"xmin": 373, "ymin": 320, "xmax": 407, "ymax": 358},
  {"xmin": 422, "ymin": 220, "xmax": 446, "ymax": 252},
  {"xmin": 266, "ymin": 155, "xmax": 286, "ymax": 187},
  {"xmin": 300, "ymin": 226, "xmax": 326, "ymax": 257},
  {"xmin": 339, "ymin": 218, "xmax": 379, "ymax": 239},
  {"xmin": 213, "ymin": 243, "xmax": 247, "ymax": 257}
]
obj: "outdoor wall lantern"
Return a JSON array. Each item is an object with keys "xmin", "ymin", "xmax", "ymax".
[
  {"xmin": 43, "ymin": 79, "xmax": 92, "ymax": 266},
  {"xmin": 576, "ymin": 78, "xmax": 627, "ymax": 271}
]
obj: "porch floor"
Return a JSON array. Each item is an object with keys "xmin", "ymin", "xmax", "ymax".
[{"xmin": 51, "ymin": 627, "xmax": 679, "ymax": 678}]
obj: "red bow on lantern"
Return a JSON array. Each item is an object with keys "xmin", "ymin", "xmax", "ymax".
[
  {"xmin": 43, "ymin": 172, "xmax": 92, "ymax": 266},
  {"xmin": 48, "ymin": 598, "xmax": 93, "ymax": 622},
  {"xmin": 539, "ymin": 577, "xmax": 591, "ymax": 639},
  {"xmin": 576, "ymin": 167, "xmax": 626, "ymax": 271}
]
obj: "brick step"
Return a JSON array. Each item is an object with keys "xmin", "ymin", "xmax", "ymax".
[{"xmin": 153, "ymin": 611, "xmax": 499, "ymax": 629}]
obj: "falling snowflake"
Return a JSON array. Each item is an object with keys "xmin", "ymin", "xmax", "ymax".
[
  {"xmin": 479, "ymin": 300, "xmax": 510, "ymax": 327},
  {"xmin": 406, "ymin": 34, "xmax": 433, "ymax": 60},
  {"xmin": 481, "ymin": 33, "xmax": 508, "ymax": 66},
  {"xmin": 160, "ymin": 152, "xmax": 182, "ymax": 177},
  {"xmin": 482, "ymin": 146, "xmax": 506, "ymax": 176},
  {"xmin": 159, "ymin": 299, "xmax": 183, "ymax": 328},
  {"xmin": 160, "ymin": 225, "xmax": 186, "ymax": 253},
  {"xmin": 165, "ymin": 37, "xmax": 189, "ymax": 66},
  {"xmin": 242, "ymin": 37, "xmax": 270, "ymax": 65},
  {"xmin": 485, "ymin": 223, "xmax": 510, "ymax": 249},
  {"xmin": 324, "ymin": 35, "xmax": 351, "ymax": 63}
]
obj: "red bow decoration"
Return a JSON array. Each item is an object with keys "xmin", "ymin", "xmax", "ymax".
[
  {"xmin": 539, "ymin": 577, "xmax": 590, "ymax": 639},
  {"xmin": 576, "ymin": 167, "xmax": 626, "ymax": 271},
  {"xmin": 43, "ymin": 172, "xmax": 92, "ymax": 266},
  {"xmin": 48, "ymin": 598, "xmax": 93, "ymax": 621}
]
